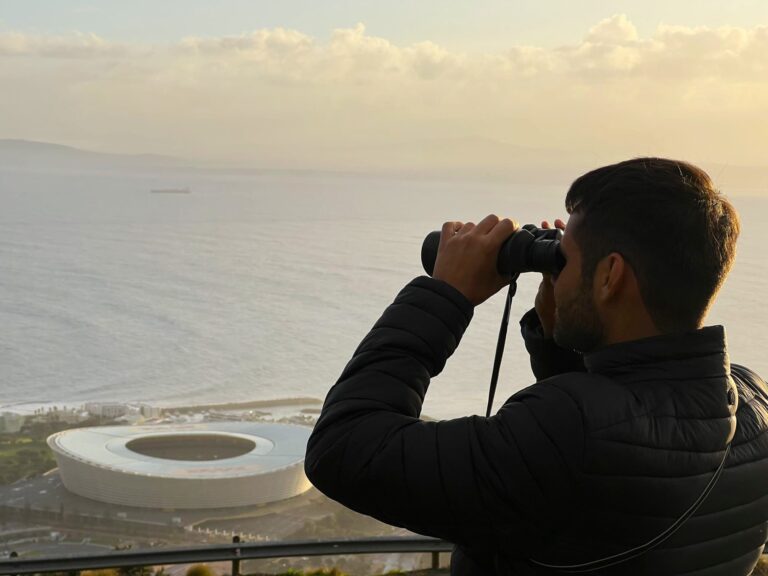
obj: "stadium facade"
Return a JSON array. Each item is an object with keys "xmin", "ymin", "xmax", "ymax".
[{"xmin": 48, "ymin": 422, "xmax": 312, "ymax": 509}]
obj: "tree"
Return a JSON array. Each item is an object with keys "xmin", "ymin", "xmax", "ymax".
[
  {"xmin": 186, "ymin": 565, "xmax": 218, "ymax": 576},
  {"xmin": 117, "ymin": 567, "xmax": 154, "ymax": 576}
]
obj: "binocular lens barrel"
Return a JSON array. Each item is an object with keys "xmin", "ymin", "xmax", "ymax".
[{"xmin": 421, "ymin": 224, "xmax": 565, "ymax": 278}]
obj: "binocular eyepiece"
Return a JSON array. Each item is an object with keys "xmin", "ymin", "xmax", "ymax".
[{"xmin": 421, "ymin": 224, "xmax": 565, "ymax": 278}]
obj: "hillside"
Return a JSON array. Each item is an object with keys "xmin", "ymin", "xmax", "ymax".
[{"xmin": 0, "ymin": 139, "xmax": 185, "ymax": 172}]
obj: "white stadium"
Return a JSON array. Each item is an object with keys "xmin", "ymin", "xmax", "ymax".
[{"xmin": 47, "ymin": 422, "xmax": 313, "ymax": 509}]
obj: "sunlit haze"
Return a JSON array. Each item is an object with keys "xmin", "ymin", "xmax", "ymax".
[
  {"xmin": 3, "ymin": 5, "xmax": 768, "ymax": 569},
  {"xmin": 1, "ymin": 2, "xmax": 767, "ymax": 180}
]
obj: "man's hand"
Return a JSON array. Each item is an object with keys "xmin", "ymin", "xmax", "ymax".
[
  {"xmin": 432, "ymin": 214, "xmax": 518, "ymax": 306},
  {"xmin": 535, "ymin": 218, "xmax": 566, "ymax": 338}
]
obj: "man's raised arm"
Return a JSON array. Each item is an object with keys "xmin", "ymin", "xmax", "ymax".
[{"xmin": 305, "ymin": 215, "xmax": 583, "ymax": 557}]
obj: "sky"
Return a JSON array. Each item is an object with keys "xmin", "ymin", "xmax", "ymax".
[{"xmin": 1, "ymin": 1, "xmax": 767, "ymax": 175}]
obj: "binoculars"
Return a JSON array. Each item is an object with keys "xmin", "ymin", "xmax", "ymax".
[{"xmin": 421, "ymin": 224, "xmax": 565, "ymax": 278}]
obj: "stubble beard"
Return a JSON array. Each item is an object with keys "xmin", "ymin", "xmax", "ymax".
[{"xmin": 553, "ymin": 281, "xmax": 605, "ymax": 354}]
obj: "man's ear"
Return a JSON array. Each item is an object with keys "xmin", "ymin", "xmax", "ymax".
[{"xmin": 594, "ymin": 252, "xmax": 627, "ymax": 303}]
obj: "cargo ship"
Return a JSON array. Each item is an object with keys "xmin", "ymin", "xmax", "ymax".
[{"xmin": 150, "ymin": 187, "xmax": 190, "ymax": 194}]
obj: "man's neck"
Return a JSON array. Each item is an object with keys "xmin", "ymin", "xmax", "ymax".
[{"xmin": 601, "ymin": 307, "xmax": 662, "ymax": 348}]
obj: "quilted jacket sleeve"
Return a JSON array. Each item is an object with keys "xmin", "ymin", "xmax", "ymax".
[
  {"xmin": 519, "ymin": 308, "xmax": 586, "ymax": 381},
  {"xmin": 305, "ymin": 277, "xmax": 583, "ymax": 558}
]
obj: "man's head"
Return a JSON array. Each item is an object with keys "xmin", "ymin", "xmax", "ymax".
[{"xmin": 552, "ymin": 158, "xmax": 740, "ymax": 352}]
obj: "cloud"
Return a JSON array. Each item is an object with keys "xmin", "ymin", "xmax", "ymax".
[
  {"xmin": 585, "ymin": 14, "xmax": 639, "ymax": 45},
  {"xmin": 179, "ymin": 27, "xmax": 314, "ymax": 60},
  {"xmin": 178, "ymin": 23, "xmax": 464, "ymax": 82},
  {"xmin": 648, "ymin": 24, "xmax": 768, "ymax": 77},
  {"xmin": 0, "ymin": 17, "xmax": 766, "ymax": 170},
  {"xmin": 0, "ymin": 30, "xmax": 126, "ymax": 58}
]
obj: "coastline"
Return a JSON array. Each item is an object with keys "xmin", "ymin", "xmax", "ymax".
[
  {"xmin": 0, "ymin": 397, "xmax": 323, "ymax": 416},
  {"xmin": 168, "ymin": 397, "xmax": 322, "ymax": 413}
]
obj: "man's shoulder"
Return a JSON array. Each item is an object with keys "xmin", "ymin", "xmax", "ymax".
[
  {"xmin": 503, "ymin": 370, "xmax": 690, "ymax": 433},
  {"xmin": 731, "ymin": 363, "xmax": 768, "ymax": 443},
  {"xmin": 732, "ymin": 364, "xmax": 768, "ymax": 394},
  {"xmin": 731, "ymin": 363, "xmax": 768, "ymax": 414},
  {"xmin": 501, "ymin": 371, "xmax": 631, "ymax": 431},
  {"xmin": 506, "ymin": 371, "xmax": 625, "ymax": 410}
]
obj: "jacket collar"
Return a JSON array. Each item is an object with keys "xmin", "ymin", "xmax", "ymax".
[{"xmin": 583, "ymin": 325, "xmax": 729, "ymax": 380}]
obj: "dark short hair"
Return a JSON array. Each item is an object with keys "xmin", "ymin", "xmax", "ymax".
[{"xmin": 565, "ymin": 158, "xmax": 740, "ymax": 333}]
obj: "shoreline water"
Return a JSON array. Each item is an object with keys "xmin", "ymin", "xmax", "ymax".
[
  {"xmin": 0, "ymin": 396, "xmax": 323, "ymax": 416},
  {"xmin": 169, "ymin": 396, "xmax": 321, "ymax": 413}
]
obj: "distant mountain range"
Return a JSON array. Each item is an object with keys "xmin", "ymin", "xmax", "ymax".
[
  {"xmin": 0, "ymin": 138, "xmax": 596, "ymax": 182},
  {"xmin": 0, "ymin": 139, "xmax": 186, "ymax": 172},
  {"xmin": 0, "ymin": 139, "xmax": 764, "ymax": 192}
]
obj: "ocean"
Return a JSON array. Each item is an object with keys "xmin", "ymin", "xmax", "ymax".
[{"xmin": 1, "ymin": 168, "xmax": 766, "ymax": 419}]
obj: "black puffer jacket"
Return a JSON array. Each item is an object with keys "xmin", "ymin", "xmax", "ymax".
[{"xmin": 305, "ymin": 277, "xmax": 768, "ymax": 575}]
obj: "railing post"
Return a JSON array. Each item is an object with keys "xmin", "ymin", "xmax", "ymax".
[
  {"xmin": 431, "ymin": 551, "xmax": 439, "ymax": 569},
  {"xmin": 232, "ymin": 535, "xmax": 241, "ymax": 576}
]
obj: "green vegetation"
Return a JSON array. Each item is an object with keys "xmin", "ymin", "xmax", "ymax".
[
  {"xmin": 185, "ymin": 566, "xmax": 218, "ymax": 576},
  {"xmin": 0, "ymin": 416, "xmax": 107, "ymax": 485},
  {"xmin": 276, "ymin": 570, "xmax": 347, "ymax": 576},
  {"xmin": 286, "ymin": 507, "xmax": 397, "ymax": 540},
  {"xmin": 0, "ymin": 434, "xmax": 56, "ymax": 484},
  {"xmin": 52, "ymin": 569, "xmax": 158, "ymax": 576},
  {"xmin": 269, "ymin": 571, "xmax": 448, "ymax": 576},
  {"xmin": 27, "ymin": 569, "xmax": 451, "ymax": 576}
]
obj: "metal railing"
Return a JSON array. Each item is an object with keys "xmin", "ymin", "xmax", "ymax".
[{"xmin": 0, "ymin": 536, "xmax": 453, "ymax": 575}]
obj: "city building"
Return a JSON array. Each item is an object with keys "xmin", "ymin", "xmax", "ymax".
[
  {"xmin": 0, "ymin": 412, "xmax": 24, "ymax": 433},
  {"xmin": 139, "ymin": 404, "xmax": 162, "ymax": 419},
  {"xmin": 84, "ymin": 403, "xmax": 128, "ymax": 419}
]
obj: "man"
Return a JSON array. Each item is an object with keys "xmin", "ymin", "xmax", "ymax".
[{"xmin": 305, "ymin": 158, "xmax": 768, "ymax": 575}]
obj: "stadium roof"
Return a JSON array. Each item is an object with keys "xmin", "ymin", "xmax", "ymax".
[{"xmin": 49, "ymin": 422, "xmax": 311, "ymax": 480}]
